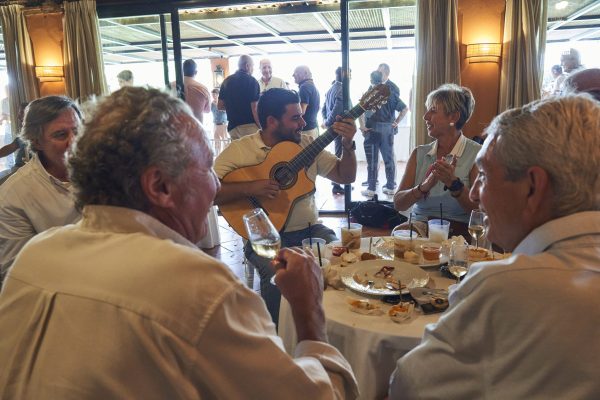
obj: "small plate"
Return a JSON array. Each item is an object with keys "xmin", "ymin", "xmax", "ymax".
[
  {"xmin": 373, "ymin": 237, "xmax": 449, "ymax": 267},
  {"xmin": 341, "ymin": 259, "xmax": 429, "ymax": 296}
]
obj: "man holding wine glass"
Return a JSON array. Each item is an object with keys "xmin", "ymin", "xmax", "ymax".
[
  {"xmin": 389, "ymin": 95, "xmax": 600, "ymax": 398},
  {"xmin": 214, "ymin": 88, "xmax": 357, "ymax": 325},
  {"xmin": 0, "ymin": 87, "xmax": 359, "ymax": 399}
]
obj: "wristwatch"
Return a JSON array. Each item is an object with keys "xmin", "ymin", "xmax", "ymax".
[{"xmin": 444, "ymin": 178, "xmax": 464, "ymax": 192}]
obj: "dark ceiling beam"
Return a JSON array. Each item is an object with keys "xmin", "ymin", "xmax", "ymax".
[
  {"xmin": 103, "ymin": 33, "xmax": 414, "ymax": 54},
  {"xmin": 102, "ymin": 25, "xmax": 416, "ymax": 48},
  {"xmin": 99, "ymin": 1, "xmax": 415, "ymax": 26}
]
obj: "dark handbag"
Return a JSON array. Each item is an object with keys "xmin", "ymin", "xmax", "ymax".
[{"xmin": 350, "ymin": 196, "xmax": 407, "ymax": 229}]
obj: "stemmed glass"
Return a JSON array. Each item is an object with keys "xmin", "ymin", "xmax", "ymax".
[
  {"xmin": 448, "ymin": 243, "xmax": 469, "ymax": 284},
  {"xmin": 243, "ymin": 208, "xmax": 281, "ymax": 285},
  {"xmin": 468, "ymin": 210, "xmax": 486, "ymax": 249}
]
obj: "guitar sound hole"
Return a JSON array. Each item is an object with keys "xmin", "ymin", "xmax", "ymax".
[{"xmin": 272, "ymin": 163, "xmax": 297, "ymax": 189}]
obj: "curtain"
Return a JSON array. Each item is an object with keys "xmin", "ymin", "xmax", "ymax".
[
  {"xmin": 498, "ymin": 0, "xmax": 548, "ymax": 111},
  {"xmin": 0, "ymin": 4, "xmax": 39, "ymax": 138},
  {"xmin": 63, "ymin": 0, "xmax": 108, "ymax": 101},
  {"xmin": 411, "ymin": 0, "xmax": 461, "ymax": 148}
]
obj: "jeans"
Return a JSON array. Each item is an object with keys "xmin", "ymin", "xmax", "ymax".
[
  {"xmin": 244, "ymin": 224, "xmax": 337, "ymax": 326},
  {"xmin": 376, "ymin": 122, "xmax": 396, "ymax": 190},
  {"xmin": 363, "ymin": 130, "xmax": 381, "ymax": 191}
]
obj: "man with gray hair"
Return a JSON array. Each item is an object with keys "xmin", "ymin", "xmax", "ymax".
[
  {"xmin": 218, "ymin": 54, "xmax": 261, "ymax": 139},
  {"xmin": 389, "ymin": 95, "xmax": 600, "ymax": 398},
  {"xmin": 259, "ymin": 58, "xmax": 288, "ymax": 93},
  {"xmin": 0, "ymin": 87, "xmax": 358, "ymax": 399},
  {"xmin": 293, "ymin": 65, "xmax": 320, "ymax": 139},
  {"xmin": 0, "ymin": 96, "xmax": 81, "ymax": 280}
]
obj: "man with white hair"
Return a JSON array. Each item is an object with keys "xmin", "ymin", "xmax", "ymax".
[
  {"xmin": 389, "ymin": 95, "xmax": 600, "ymax": 398},
  {"xmin": 0, "ymin": 87, "xmax": 359, "ymax": 399},
  {"xmin": 259, "ymin": 58, "xmax": 288, "ymax": 93},
  {"xmin": 218, "ymin": 55, "xmax": 261, "ymax": 139},
  {"xmin": 293, "ymin": 65, "xmax": 320, "ymax": 139}
]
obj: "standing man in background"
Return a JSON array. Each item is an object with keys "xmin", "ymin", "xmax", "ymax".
[
  {"xmin": 293, "ymin": 65, "xmax": 320, "ymax": 139},
  {"xmin": 259, "ymin": 59, "xmax": 288, "ymax": 93},
  {"xmin": 181, "ymin": 59, "xmax": 211, "ymax": 124},
  {"xmin": 218, "ymin": 55, "xmax": 261, "ymax": 140},
  {"xmin": 369, "ymin": 63, "xmax": 408, "ymax": 196},
  {"xmin": 322, "ymin": 66, "xmax": 345, "ymax": 195}
]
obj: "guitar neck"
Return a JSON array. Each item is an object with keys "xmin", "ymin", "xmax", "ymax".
[{"xmin": 289, "ymin": 103, "xmax": 366, "ymax": 173}]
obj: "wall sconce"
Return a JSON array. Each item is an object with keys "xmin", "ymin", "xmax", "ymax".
[
  {"xmin": 465, "ymin": 43, "xmax": 502, "ymax": 63},
  {"xmin": 213, "ymin": 65, "xmax": 224, "ymax": 88},
  {"xmin": 35, "ymin": 66, "xmax": 64, "ymax": 82}
]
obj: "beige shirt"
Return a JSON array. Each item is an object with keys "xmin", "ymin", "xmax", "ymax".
[
  {"xmin": 0, "ymin": 205, "xmax": 358, "ymax": 399},
  {"xmin": 259, "ymin": 76, "xmax": 288, "ymax": 93},
  {"xmin": 183, "ymin": 76, "xmax": 211, "ymax": 123},
  {"xmin": 214, "ymin": 132, "xmax": 338, "ymax": 232},
  {"xmin": 0, "ymin": 154, "xmax": 80, "ymax": 276}
]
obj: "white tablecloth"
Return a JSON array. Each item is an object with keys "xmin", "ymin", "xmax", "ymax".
[{"xmin": 279, "ymin": 268, "xmax": 454, "ymax": 400}]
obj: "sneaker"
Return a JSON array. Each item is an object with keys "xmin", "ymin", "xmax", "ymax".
[
  {"xmin": 382, "ymin": 186, "xmax": 396, "ymax": 195},
  {"xmin": 361, "ymin": 189, "xmax": 376, "ymax": 198},
  {"xmin": 332, "ymin": 185, "xmax": 345, "ymax": 195}
]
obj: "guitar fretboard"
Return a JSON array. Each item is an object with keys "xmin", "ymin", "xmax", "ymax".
[{"xmin": 288, "ymin": 103, "xmax": 366, "ymax": 173}]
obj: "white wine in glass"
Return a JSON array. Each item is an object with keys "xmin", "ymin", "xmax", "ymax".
[
  {"xmin": 448, "ymin": 243, "xmax": 469, "ymax": 283},
  {"xmin": 468, "ymin": 210, "xmax": 486, "ymax": 249},
  {"xmin": 243, "ymin": 208, "xmax": 281, "ymax": 260}
]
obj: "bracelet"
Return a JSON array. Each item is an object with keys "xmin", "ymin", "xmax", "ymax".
[
  {"xmin": 342, "ymin": 140, "xmax": 356, "ymax": 152},
  {"xmin": 411, "ymin": 186, "xmax": 421, "ymax": 200},
  {"xmin": 417, "ymin": 183, "xmax": 429, "ymax": 200}
]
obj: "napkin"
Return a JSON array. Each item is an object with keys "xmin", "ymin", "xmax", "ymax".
[{"xmin": 324, "ymin": 266, "xmax": 345, "ymax": 290}]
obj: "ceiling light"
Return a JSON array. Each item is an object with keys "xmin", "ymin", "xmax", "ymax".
[{"xmin": 556, "ymin": 1, "xmax": 569, "ymax": 10}]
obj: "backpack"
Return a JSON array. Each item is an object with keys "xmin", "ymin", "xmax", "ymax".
[{"xmin": 350, "ymin": 195, "xmax": 407, "ymax": 229}]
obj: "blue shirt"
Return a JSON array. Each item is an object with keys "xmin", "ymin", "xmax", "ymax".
[
  {"xmin": 298, "ymin": 79, "xmax": 320, "ymax": 131},
  {"xmin": 211, "ymin": 102, "xmax": 227, "ymax": 125},
  {"xmin": 366, "ymin": 80, "xmax": 406, "ymax": 130},
  {"xmin": 321, "ymin": 81, "xmax": 344, "ymax": 128}
]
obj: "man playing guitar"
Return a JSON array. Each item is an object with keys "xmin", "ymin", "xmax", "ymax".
[{"xmin": 214, "ymin": 88, "xmax": 357, "ymax": 325}]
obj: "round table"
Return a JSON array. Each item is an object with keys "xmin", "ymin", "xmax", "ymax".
[{"xmin": 279, "ymin": 263, "xmax": 454, "ymax": 400}]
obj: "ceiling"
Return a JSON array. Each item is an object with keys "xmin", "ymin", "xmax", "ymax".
[{"xmin": 0, "ymin": 0, "xmax": 599, "ymax": 68}]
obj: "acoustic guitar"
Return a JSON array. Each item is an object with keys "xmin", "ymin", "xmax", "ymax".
[{"xmin": 219, "ymin": 84, "xmax": 390, "ymax": 239}]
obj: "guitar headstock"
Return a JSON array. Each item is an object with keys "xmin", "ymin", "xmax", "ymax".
[{"xmin": 358, "ymin": 84, "xmax": 391, "ymax": 111}]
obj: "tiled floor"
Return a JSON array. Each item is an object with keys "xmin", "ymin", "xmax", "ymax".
[{"xmin": 203, "ymin": 160, "xmax": 406, "ymax": 287}]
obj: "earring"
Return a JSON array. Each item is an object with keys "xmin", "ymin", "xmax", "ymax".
[{"xmin": 449, "ymin": 122, "xmax": 455, "ymax": 127}]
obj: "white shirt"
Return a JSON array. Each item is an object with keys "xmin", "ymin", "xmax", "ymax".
[
  {"xmin": 0, "ymin": 154, "xmax": 80, "ymax": 276},
  {"xmin": 389, "ymin": 211, "xmax": 600, "ymax": 399},
  {"xmin": 0, "ymin": 205, "xmax": 358, "ymax": 399}
]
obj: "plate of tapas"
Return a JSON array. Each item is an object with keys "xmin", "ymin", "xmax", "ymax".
[{"xmin": 341, "ymin": 259, "xmax": 430, "ymax": 296}]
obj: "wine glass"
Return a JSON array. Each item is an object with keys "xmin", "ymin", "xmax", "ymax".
[
  {"xmin": 448, "ymin": 243, "xmax": 469, "ymax": 284},
  {"xmin": 242, "ymin": 208, "xmax": 281, "ymax": 285},
  {"xmin": 468, "ymin": 210, "xmax": 486, "ymax": 249}
]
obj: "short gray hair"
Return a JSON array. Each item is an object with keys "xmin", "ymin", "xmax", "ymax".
[
  {"xmin": 68, "ymin": 87, "xmax": 201, "ymax": 211},
  {"xmin": 485, "ymin": 95, "xmax": 600, "ymax": 216},
  {"xmin": 425, "ymin": 84, "xmax": 475, "ymax": 130},
  {"xmin": 20, "ymin": 95, "xmax": 82, "ymax": 152}
]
